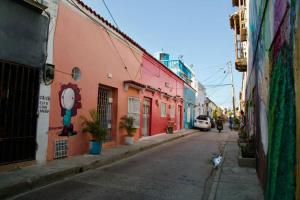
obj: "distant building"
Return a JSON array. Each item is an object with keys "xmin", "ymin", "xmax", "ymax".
[
  {"xmin": 194, "ymin": 82, "xmax": 207, "ymax": 117},
  {"xmin": 155, "ymin": 52, "xmax": 196, "ymax": 128},
  {"xmin": 206, "ymin": 97, "xmax": 218, "ymax": 118}
]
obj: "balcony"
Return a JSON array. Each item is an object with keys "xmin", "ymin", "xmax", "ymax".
[
  {"xmin": 229, "ymin": 13, "xmax": 240, "ymax": 34},
  {"xmin": 240, "ymin": 28, "xmax": 247, "ymax": 41},
  {"xmin": 232, "ymin": 0, "xmax": 239, "ymax": 7},
  {"xmin": 235, "ymin": 58, "xmax": 247, "ymax": 72}
]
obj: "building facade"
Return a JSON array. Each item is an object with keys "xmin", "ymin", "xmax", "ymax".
[
  {"xmin": 46, "ymin": 0, "xmax": 184, "ymax": 161},
  {"xmin": 194, "ymin": 82, "xmax": 207, "ymax": 118},
  {"xmin": 155, "ymin": 52, "xmax": 197, "ymax": 129},
  {"xmin": 230, "ymin": 0, "xmax": 300, "ymax": 198},
  {"xmin": 0, "ymin": 0, "xmax": 185, "ymax": 165},
  {"xmin": 183, "ymin": 83, "xmax": 196, "ymax": 128},
  {"xmin": 206, "ymin": 97, "xmax": 217, "ymax": 118},
  {"xmin": 0, "ymin": 0, "xmax": 57, "ymax": 165}
]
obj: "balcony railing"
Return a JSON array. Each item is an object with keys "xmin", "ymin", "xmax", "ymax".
[{"xmin": 235, "ymin": 58, "xmax": 247, "ymax": 72}]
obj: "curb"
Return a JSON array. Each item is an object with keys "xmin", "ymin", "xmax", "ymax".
[
  {"xmin": 1, "ymin": 130, "xmax": 198, "ymax": 199},
  {"xmin": 207, "ymin": 142, "xmax": 228, "ymax": 200}
]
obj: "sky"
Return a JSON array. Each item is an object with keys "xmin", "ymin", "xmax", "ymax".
[{"xmin": 82, "ymin": 0, "xmax": 241, "ymax": 109}]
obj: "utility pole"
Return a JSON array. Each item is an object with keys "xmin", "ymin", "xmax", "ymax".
[{"xmin": 227, "ymin": 61, "xmax": 236, "ymax": 118}]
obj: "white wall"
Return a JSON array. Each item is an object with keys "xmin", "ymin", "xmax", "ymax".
[
  {"xmin": 194, "ymin": 82, "xmax": 206, "ymax": 118},
  {"xmin": 35, "ymin": 0, "xmax": 58, "ymax": 163}
]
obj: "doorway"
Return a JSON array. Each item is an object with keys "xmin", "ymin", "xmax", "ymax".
[
  {"xmin": 98, "ymin": 85, "xmax": 113, "ymax": 141},
  {"xmin": 0, "ymin": 61, "xmax": 40, "ymax": 165},
  {"xmin": 177, "ymin": 105, "xmax": 182, "ymax": 130},
  {"xmin": 142, "ymin": 98, "xmax": 151, "ymax": 136}
]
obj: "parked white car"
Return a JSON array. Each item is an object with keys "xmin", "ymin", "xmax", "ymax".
[{"xmin": 194, "ymin": 115, "xmax": 211, "ymax": 131}]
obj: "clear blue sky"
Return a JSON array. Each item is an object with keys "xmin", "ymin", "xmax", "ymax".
[{"xmin": 82, "ymin": 0, "xmax": 241, "ymax": 109}]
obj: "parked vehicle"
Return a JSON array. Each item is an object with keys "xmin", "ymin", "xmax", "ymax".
[{"xmin": 194, "ymin": 115, "xmax": 211, "ymax": 131}]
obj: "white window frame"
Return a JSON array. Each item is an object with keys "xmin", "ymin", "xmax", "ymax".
[
  {"xmin": 187, "ymin": 106, "xmax": 191, "ymax": 123},
  {"xmin": 170, "ymin": 105, "xmax": 175, "ymax": 118},
  {"xmin": 128, "ymin": 97, "xmax": 140, "ymax": 128},
  {"xmin": 161, "ymin": 102, "xmax": 167, "ymax": 117}
]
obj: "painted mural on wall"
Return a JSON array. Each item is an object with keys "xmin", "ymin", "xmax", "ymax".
[
  {"xmin": 247, "ymin": 0, "xmax": 297, "ymax": 197},
  {"xmin": 59, "ymin": 83, "xmax": 82, "ymax": 136}
]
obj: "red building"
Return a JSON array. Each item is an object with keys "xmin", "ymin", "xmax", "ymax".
[{"xmin": 139, "ymin": 53, "xmax": 184, "ymax": 136}]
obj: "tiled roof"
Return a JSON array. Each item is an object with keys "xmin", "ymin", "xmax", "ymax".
[
  {"xmin": 74, "ymin": 0, "xmax": 184, "ymax": 84},
  {"xmin": 75, "ymin": 0, "xmax": 145, "ymax": 52}
]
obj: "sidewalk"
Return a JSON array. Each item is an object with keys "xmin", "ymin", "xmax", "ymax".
[
  {"xmin": 209, "ymin": 133, "xmax": 264, "ymax": 200},
  {"xmin": 0, "ymin": 129, "xmax": 198, "ymax": 199}
]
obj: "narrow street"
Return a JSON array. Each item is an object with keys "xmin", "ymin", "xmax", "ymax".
[{"xmin": 13, "ymin": 128, "xmax": 235, "ymax": 200}]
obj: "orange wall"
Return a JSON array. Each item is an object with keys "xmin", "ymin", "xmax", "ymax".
[{"xmin": 47, "ymin": 1, "xmax": 142, "ymax": 160}]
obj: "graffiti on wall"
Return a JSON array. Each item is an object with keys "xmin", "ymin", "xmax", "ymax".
[
  {"xmin": 248, "ymin": 0, "xmax": 297, "ymax": 197},
  {"xmin": 59, "ymin": 83, "xmax": 82, "ymax": 136}
]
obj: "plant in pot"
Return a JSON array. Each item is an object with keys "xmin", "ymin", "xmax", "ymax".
[
  {"xmin": 238, "ymin": 135, "xmax": 256, "ymax": 167},
  {"xmin": 166, "ymin": 120, "xmax": 175, "ymax": 134},
  {"xmin": 81, "ymin": 109, "xmax": 108, "ymax": 155},
  {"xmin": 232, "ymin": 117, "xmax": 240, "ymax": 130},
  {"xmin": 119, "ymin": 115, "xmax": 137, "ymax": 145}
]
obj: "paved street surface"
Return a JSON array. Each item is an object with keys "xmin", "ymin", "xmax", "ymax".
[{"xmin": 13, "ymin": 128, "xmax": 235, "ymax": 200}]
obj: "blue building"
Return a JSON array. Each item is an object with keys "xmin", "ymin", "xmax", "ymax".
[
  {"xmin": 155, "ymin": 52, "xmax": 196, "ymax": 128},
  {"xmin": 183, "ymin": 83, "xmax": 196, "ymax": 128}
]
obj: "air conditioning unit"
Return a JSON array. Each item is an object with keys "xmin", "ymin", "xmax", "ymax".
[{"xmin": 23, "ymin": 0, "xmax": 48, "ymax": 12}]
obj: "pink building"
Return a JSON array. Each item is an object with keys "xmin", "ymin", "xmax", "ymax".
[{"xmin": 46, "ymin": 0, "xmax": 184, "ymax": 160}]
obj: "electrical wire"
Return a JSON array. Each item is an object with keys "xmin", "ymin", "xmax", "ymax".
[
  {"xmin": 68, "ymin": 0, "xmax": 135, "ymax": 80},
  {"xmin": 200, "ymin": 67, "xmax": 224, "ymax": 83},
  {"xmin": 102, "ymin": 0, "xmax": 142, "ymax": 81}
]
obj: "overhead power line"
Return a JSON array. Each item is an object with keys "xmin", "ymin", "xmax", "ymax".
[{"xmin": 102, "ymin": 0, "xmax": 142, "ymax": 80}]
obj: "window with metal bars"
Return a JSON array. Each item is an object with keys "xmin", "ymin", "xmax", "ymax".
[{"xmin": 97, "ymin": 86, "xmax": 113, "ymax": 141}]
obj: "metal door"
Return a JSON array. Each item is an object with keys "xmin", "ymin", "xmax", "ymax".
[
  {"xmin": 0, "ymin": 61, "xmax": 40, "ymax": 165},
  {"xmin": 98, "ymin": 86, "xmax": 112, "ymax": 141},
  {"xmin": 177, "ymin": 106, "xmax": 181, "ymax": 130},
  {"xmin": 142, "ymin": 98, "xmax": 151, "ymax": 136}
]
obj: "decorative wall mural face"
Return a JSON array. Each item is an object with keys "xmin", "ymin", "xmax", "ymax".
[{"xmin": 59, "ymin": 83, "xmax": 81, "ymax": 136}]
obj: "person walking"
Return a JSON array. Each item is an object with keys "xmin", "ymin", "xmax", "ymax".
[
  {"xmin": 216, "ymin": 117, "xmax": 223, "ymax": 133},
  {"xmin": 228, "ymin": 116, "xmax": 233, "ymax": 131}
]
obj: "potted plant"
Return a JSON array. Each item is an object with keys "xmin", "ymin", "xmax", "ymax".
[
  {"xmin": 232, "ymin": 117, "xmax": 240, "ymax": 130},
  {"xmin": 81, "ymin": 109, "xmax": 107, "ymax": 155},
  {"xmin": 238, "ymin": 136, "xmax": 256, "ymax": 168},
  {"xmin": 119, "ymin": 115, "xmax": 137, "ymax": 145},
  {"xmin": 166, "ymin": 120, "xmax": 175, "ymax": 134}
]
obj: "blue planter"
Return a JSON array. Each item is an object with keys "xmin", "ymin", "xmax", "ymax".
[{"xmin": 89, "ymin": 140, "xmax": 102, "ymax": 155}]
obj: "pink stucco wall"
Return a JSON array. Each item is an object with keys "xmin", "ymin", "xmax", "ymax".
[
  {"xmin": 47, "ymin": 0, "xmax": 185, "ymax": 160},
  {"xmin": 47, "ymin": 1, "xmax": 142, "ymax": 160}
]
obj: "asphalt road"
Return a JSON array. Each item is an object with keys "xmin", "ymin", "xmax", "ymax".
[{"xmin": 14, "ymin": 128, "xmax": 234, "ymax": 200}]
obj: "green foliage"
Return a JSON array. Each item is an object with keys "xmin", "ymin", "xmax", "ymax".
[
  {"xmin": 213, "ymin": 107, "xmax": 223, "ymax": 120},
  {"xmin": 227, "ymin": 110, "xmax": 233, "ymax": 117},
  {"xmin": 119, "ymin": 115, "xmax": 137, "ymax": 137},
  {"xmin": 241, "ymin": 142, "xmax": 255, "ymax": 158},
  {"xmin": 233, "ymin": 117, "xmax": 240, "ymax": 125},
  {"xmin": 81, "ymin": 109, "xmax": 108, "ymax": 141}
]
